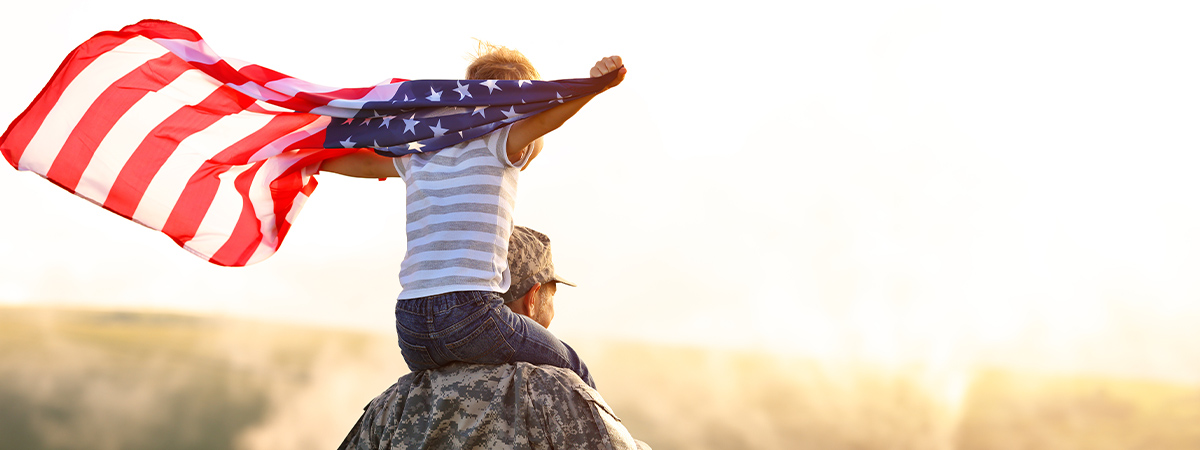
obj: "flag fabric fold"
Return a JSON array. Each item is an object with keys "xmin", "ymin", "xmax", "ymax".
[{"xmin": 1, "ymin": 19, "xmax": 615, "ymax": 267}]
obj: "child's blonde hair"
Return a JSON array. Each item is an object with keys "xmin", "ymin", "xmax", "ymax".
[{"xmin": 466, "ymin": 41, "xmax": 540, "ymax": 81}]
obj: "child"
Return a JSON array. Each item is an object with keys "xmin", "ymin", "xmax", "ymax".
[{"xmin": 320, "ymin": 45, "xmax": 624, "ymax": 388}]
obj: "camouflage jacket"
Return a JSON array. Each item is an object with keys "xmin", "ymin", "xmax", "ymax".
[{"xmin": 338, "ymin": 362, "xmax": 649, "ymax": 450}]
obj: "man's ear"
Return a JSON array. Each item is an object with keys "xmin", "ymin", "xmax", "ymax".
[{"xmin": 521, "ymin": 283, "xmax": 542, "ymax": 316}]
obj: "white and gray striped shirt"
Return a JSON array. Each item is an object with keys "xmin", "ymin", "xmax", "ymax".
[{"xmin": 392, "ymin": 125, "xmax": 530, "ymax": 300}]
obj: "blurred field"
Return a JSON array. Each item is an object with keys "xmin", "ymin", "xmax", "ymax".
[{"xmin": 1, "ymin": 306, "xmax": 1198, "ymax": 450}]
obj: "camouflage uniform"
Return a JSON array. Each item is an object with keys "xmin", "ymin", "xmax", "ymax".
[
  {"xmin": 337, "ymin": 362, "xmax": 649, "ymax": 450},
  {"xmin": 339, "ymin": 226, "xmax": 648, "ymax": 449}
]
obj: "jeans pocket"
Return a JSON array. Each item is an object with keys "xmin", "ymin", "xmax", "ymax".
[
  {"xmin": 445, "ymin": 316, "xmax": 516, "ymax": 364},
  {"xmin": 397, "ymin": 335, "xmax": 438, "ymax": 371}
]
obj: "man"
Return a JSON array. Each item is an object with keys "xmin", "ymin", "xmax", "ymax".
[{"xmin": 339, "ymin": 226, "xmax": 649, "ymax": 450}]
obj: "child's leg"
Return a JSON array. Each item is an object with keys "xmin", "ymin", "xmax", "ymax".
[
  {"xmin": 394, "ymin": 291, "xmax": 595, "ymax": 388},
  {"xmin": 486, "ymin": 302, "xmax": 597, "ymax": 389}
]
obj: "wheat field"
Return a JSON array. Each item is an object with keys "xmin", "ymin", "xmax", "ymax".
[{"xmin": 1, "ymin": 306, "xmax": 1197, "ymax": 450}]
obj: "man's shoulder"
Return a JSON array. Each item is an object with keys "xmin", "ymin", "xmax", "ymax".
[
  {"xmin": 339, "ymin": 362, "xmax": 646, "ymax": 450},
  {"xmin": 405, "ymin": 361, "xmax": 583, "ymax": 394}
]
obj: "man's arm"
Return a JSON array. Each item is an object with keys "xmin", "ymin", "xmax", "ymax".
[
  {"xmin": 505, "ymin": 56, "xmax": 626, "ymax": 164},
  {"xmin": 320, "ymin": 148, "xmax": 399, "ymax": 178}
]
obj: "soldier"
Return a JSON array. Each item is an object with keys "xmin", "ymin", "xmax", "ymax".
[{"xmin": 339, "ymin": 226, "xmax": 649, "ymax": 450}]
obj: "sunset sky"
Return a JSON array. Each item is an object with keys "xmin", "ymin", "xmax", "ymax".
[{"xmin": 2, "ymin": 0, "xmax": 1199, "ymax": 384}]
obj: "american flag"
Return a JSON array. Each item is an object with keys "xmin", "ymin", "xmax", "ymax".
[{"xmin": 1, "ymin": 19, "xmax": 616, "ymax": 267}]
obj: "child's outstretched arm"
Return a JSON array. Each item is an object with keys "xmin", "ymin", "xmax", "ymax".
[
  {"xmin": 505, "ymin": 56, "xmax": 626, "ymax": 165},
  {"xmin": 320, "ymin": 148, "xmax": 399, "ymax": 178}
]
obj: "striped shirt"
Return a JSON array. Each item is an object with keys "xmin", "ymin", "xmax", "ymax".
[{"xmin": 392, "ymin": 125, "xmax": 530, "ymax": 300}]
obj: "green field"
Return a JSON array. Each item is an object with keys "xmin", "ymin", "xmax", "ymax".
[{"xmin": 1, "ymin": 307, "xmax": 1198, "ymax": 450}]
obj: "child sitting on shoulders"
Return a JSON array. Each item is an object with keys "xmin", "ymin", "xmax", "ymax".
[{"xmin": 320, "ymin": 44, "xmax": 625, "ymax": 388}]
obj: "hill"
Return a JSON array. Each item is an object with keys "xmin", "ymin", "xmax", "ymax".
[{"xmin": 1, "ymin": 306, "xmax": 1198, "ymax": 450}]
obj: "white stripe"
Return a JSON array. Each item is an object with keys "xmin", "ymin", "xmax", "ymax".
[
  {"xmin": 243, "ymin": 148, "xmax": 323, "ymax": 260},
  {"xmin": 152, "ymin": 38, "xmax": 221, "ymax": 65},
  {"xmin": 309, "ymin": 105, "xmax": 361, "ymax": 117},
  {"xmin": 19, "ymin": 36, "xmax": 169, "ymax": 174},
  {"xmin": 325, "ymin": 84, "xmax": 400, "ymax": 106},
  {"xmin": 263, "ymin": 77, "xmax": 341, "ymax": 95},
  {"xmin": 243, "ymin": 190, "xmax": 309, "ymax": 265},
  {"xmin": 404, "ymin": 229, "xmax": 503, "ymax": 248},
  {"xmin": 248, "ymin": 116, "xmax": 330, "ymax": 162},
  {"xmin": 404, "ymin": 248, "xmax": 496, "ymax": 265},
  {"xmin": 132, "ymin": 109, "xmax": 277, "ymax": 230},
  {"xmin": 186, "ymin": 145, "xmax": 321, "ymax": 264},
  {"xmin": 181, "ymin": 163, "xmax": 255, "ymax": 259},
  {"xmin": 227, "ymin": 81, "xmax": 291, "ymax": 102},
  {"xmin": 409, "ymin": 193, "xmax": 516, "ymax": 209},
  {"xmin": 73, "ymin": 67, "xmax": 221, "ymax": 204},
  {"xmin": 225, "ymin": 57, "xmax": 253, "ymax": 71},
  {"xmin": 412, "ymin": 174, "xmax": 506, "ymax": 190},
  {"xmin": 252, "ymin": 100, "xmax": 292, "ymax": 113},
  {"xmin": 407, "ymin": 211, "xmax": 511, "ymax": 231}
]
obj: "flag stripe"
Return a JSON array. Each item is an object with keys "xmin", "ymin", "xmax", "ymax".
[
  {"xmin": 72, "ymin": 66, "xmax": 218, "ymax": 205},
  {"xmin": 209, "ymin": 160, "xmax": 270, "ymax": 266},
  {"xmin": 134, "ymin": 100, "xmax": 275, "ymax": 231},
  {"xmin": 19, "ymin": 36, "xmax": 169, "ymax": 175},
  {"xmin": 46, "ymin": 52, "xmax": 190, "ymax": 192},
  {"xmin": 104, "ymin": 83, "xmax": 257, "ymax": 219},
  {"xmin": 161, "ymin": 113, "xmax": 324, "ymax": 247},
  {"xmin": 1, "ymin": 32, "xmax": 138, "ymax": 167},
  {"xmin": 183, "ymin": 162, "xmax": 255, "ymax": 263}
]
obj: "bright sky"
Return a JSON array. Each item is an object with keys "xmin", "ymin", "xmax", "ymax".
[{"xmin": 2, "ymin": 0, "xmax": 1199, "ymax": 383}]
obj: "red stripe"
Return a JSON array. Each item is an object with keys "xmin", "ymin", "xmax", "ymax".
[
  {"xmin": 208, "ymin": 146, "xmax": 352, "ymax": 266},
  {"xmin": 207, "ymin": 160, "xmax": 269, "ymax": 266},
  {"xmin": 44, "ymin": 53, "xmax": 190, "ymax": 192},
  {"xmin": 120, "ymin": 20, "xmax": 203, "ymax": 41},
  {"xmin": 292, "ymin": 87, "xmax": 378, "ymax": 111},
  {"xmin": 287, "ymin": 129, "xmax": 329, "ymax": 152},
  {"xmin": 266, "ymin": 166, "xmax": 305, "ymax": 264},
  {"xmin": 102, "ymin": 84, "xmax": 258, "ymax": 218},
  {"xmin": 0, "ymin": 31, "xmax": 137, "ymax": 168},
  {"xmin": 269, "ymin": 150, "xmax": 349, "ymax": 253},
  {"xmin": 211, "ymin": 113, "xmax": 324, "ymax": 165},
  {"xmin": 232, "ymin": 64, "xmax": 379, "ymax": 113},
  {"xmin": 161, "ymin": 113, "xmax": 323, "ymax": 247}
]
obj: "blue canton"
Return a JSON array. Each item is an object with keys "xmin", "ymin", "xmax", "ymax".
[{"xmin": 323, "ymin": 73, "xmax": 616, "ymax": 157}]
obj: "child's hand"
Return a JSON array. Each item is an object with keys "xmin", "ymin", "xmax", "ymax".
[{"xmin": 590, "ymin": 56, "xmax": 625, "ymax": 90}]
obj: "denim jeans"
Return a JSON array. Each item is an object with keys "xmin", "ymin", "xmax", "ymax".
[{"xmin": 394, "ymin": 290, "xmax": 596, "ymax": 388}]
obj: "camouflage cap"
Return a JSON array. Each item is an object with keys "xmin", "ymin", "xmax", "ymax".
[{"xmin": 502, "ymin": 226, "xmax": 575, "ymax": 303}]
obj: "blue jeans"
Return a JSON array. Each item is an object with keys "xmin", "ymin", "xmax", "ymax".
[{"xmin": 394, "ymin": 290, "xmax": 596, "ymax": 388}]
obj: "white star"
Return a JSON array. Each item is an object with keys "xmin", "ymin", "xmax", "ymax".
[
  {"xmin": 471, "ymin": 106, "xmax": 488, "ymax": 117},
  {"xmin": 360, "ymin": 117, "xmax": 372, "ymax": 126},
  {"xmin": 380, "ymin": 116, "xmax": 393, "ymax": 128},
  {"xmin": 339, "ymin": 137, "xmax": 357, "ymax": 148},
  {"xmin": 407, "ymin": 141, "xmax": 426, "ymax": 152},
  {"xmin": 501, "ymin": 107, "xmax": 519, "ymax": 119},
  {"xmin": 453, "ymin": 81, "xmax": 472, "ymax": 100},
  {"xmin": 426, "ymin": 87, "xmax": 442, "ymax": 102},
  {"xmin": 403, "ymin": 117, "xmax": 420, "ymax": 135},
  {"xmin": 481, "ymin": 80, "xmax": 501, "ymax": 93},
  {"xmin": 551, "ymin": 92, "xmax": 564, "ymax": 104},
  {"xmin": 403, "ymin": 94, "xmax": 414, "ymax": 102},
  {"xmin": 342, "ymin": 118, "xmax": 354, "ymax": 125},
  {"xmin": 428, "ymin": 120, "xmax": 448, "ymax": 138},
  {"xmin": 517, "ymin": 80, "xmax": 532, "ymax": 87}
]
